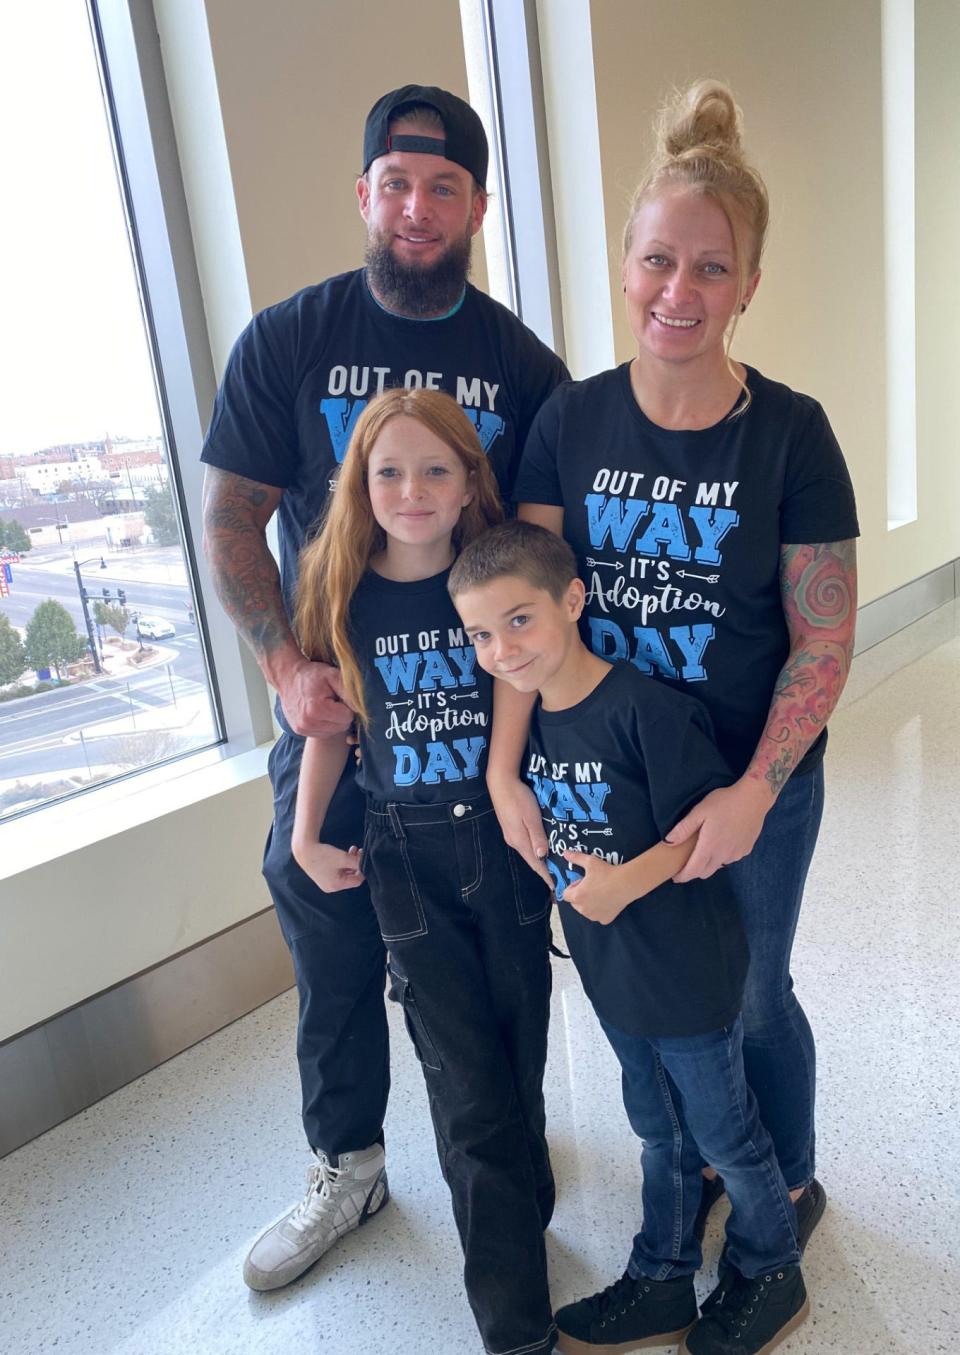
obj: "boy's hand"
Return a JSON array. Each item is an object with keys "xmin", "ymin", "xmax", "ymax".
[
  {"xmin": 488, "ymin": 774, "xmax": 553, "ymax": 888},
  {"xmin": 562, "ymin": 851, "xmax": 631, "ymax": 925},
  {"xmin": 293, "ymin": 841, "xmax": 365, "ymax": 893}
]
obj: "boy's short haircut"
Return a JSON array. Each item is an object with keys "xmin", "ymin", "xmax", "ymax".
[{"xmin": 449, "ymin": 519, "xmax": 578, "ymax": 602}]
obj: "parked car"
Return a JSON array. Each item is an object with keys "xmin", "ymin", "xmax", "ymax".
[{"xmin": 136, "ymin": 615, "xmax": 176, "ymax": 640}]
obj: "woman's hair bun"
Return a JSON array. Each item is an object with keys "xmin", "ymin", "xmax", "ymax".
[
  {"xmin": 623, "ymin": 77, "xmax": 767, "ymax": 274},
  {"xmin": 657, "ymin": 80, "xmax": 743, "ymax": 164}
]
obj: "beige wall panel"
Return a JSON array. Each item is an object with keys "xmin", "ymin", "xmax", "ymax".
[
  {"xmin": 589, "ymin": 0, "xmax": 887, "ymax": 600},
  {"xmin": 914, "ymin": 0, "xmax": 960, "ymax": 589},
  {"xmin": 0, "ymin": 771, "xmax": 274, "ymax": 1041},
  {"xmin": 202, "ymin": 0, "xmax": 487, "ymax": 316},
  {"xmin": 586, "ymin": 0, "xmax": 959, "ymax": 605}
]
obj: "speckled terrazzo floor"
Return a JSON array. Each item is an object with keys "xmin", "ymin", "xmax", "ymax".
[{"xmin": 2, "ymin": 601, "xmax": 959, "ymax": 1355}]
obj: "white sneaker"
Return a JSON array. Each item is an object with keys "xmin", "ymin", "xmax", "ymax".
[{"xmin": 243, "ymin": 1144, "xmax": 389, "ymax": 1291}]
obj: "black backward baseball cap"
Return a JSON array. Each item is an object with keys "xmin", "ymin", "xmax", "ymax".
[{"xmin": 362, "ymin": 84, "xmax": 488, "ymax": 189}]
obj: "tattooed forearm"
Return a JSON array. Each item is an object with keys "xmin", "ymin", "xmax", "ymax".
[
  {"xmin": 746, "ymin": 540, "xmax": 857, "ymax": 796},
  {"xmin": 201, "ymin": 467, "xmax": 297, "ymax": 670}
]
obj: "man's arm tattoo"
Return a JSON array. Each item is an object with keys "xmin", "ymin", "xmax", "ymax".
[
  {"xmin": 202, "ymin": 468, "xmax": 294, "ymax": 664},
  {"xmin": 749, "ymin": 540, "xmax": 857, "ymax": 795}
]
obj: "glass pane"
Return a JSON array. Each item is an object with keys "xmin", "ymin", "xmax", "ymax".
[{"xmin": 0, "ymin": 1, "xmax": 220, "ymax": 822}]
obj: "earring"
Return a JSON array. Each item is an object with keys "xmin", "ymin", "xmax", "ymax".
[{"xmin": 740, "ymin": 303, "xmax": 747, "ymax": 314}]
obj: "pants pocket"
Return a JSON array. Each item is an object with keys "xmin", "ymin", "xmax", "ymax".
[
  {"xmin": 363, "ymin": 818, "xmax": 429, "ymax": 943},
  {"xmin": 507, "ymin": 844, "xmax": 552, "ymax": 924},
  {"xmin": 387, "ymin": 966, "xmax": 442, "ymax": 1072}
]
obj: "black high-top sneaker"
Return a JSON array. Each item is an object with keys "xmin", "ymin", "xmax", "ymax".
[
  {"xmin": 555, "ymin": 1269, "xmax": 697, "ymax": 1353},
  {"xmin": 681, "ymin": 1264, "xmax": 808, "ymax": 1354}
]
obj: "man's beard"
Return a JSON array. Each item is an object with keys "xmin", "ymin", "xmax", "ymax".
[{"xmin": 364, "ymin": 227, "xmax": 472, "ymax": 318}]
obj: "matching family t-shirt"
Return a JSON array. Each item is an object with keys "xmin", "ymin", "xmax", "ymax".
[
  {"xmin": 528, "ymin": 661, "xmax": 748, "ymax": 1037},
  {"xmin": 350, "ymin": 569, "xmax": 491, "ymax": 806},
  {"xmin": 200, "ymin": 268, "xmax": 568, "ymax": 635},
  {"xmin": 514, "ymin": 363, "xmax": 860, "ymax": 777},
  {"xmin": 205, "ymin": 297, "xmax": 860, "ymax": 1034}
]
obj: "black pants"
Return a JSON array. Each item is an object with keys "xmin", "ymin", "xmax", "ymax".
[
  {"xmin": 364, "ymin": 793, "xmax": 556, "ymax": 1355},
  {"xmin": 262, "ymin": 732, "xmax": 390, "ymax": 1155}
]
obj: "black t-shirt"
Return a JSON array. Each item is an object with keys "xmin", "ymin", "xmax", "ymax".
[
  {"xmin": 201, "ymin": 269, "xmax": 569, "ymax": 628},
  {"xmin": 350, "ymin": 569, "xmax": 491, "ymax": 805},
  {"xmin": 528, "ymin": 661, "xmax": 747, "ymax": 1037},
  {"xmin": 514, "ymin": 364, "xmax": 860, "ymax": 777}
]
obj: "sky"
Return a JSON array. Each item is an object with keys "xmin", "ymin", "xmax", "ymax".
[{"xmin": 0, "ymin": 1, "xmax": 162, "ymax": 457}]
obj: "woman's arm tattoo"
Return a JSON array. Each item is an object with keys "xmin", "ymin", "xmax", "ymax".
[
  {"xmin": 201, "ymin": 467, "xmax": 293, "ymax": 665},
  {"xmin": 748, "ymin": 540, "xmax": 858, "ymax": 795}
]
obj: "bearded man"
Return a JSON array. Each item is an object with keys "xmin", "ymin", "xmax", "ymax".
[{"xmin": 200, "ymin": 85, "xmax": 568, "ymax": 1291}]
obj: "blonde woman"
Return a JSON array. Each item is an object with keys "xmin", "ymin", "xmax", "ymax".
[{"xmin": 507, "ymin": 82, "xmax": 859, "ymax": 1354}]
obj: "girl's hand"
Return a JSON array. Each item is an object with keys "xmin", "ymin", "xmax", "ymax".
[
  {"xmin": 487, "ymin": 773, "xmax": 553, "ymax": 887},
  {"xmin": 561, "ymin": 852, "xmax": 631, "ymax": 925},
  {"xmin": 293, "ymin": 841, "xmax": 365, "ymax": 893},
  {"xmin": 666, "ymin": 779, "xmax": 772, "ymax": 882}
]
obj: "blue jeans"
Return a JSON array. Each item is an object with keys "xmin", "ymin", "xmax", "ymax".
[
  {"xmin": 727, "ymin": 765, "xmax": 825, "ymax": 1189},
  {"xmin": 601, "ymin": 1015, "xmax": 801, "ymax": 1281},
  {"xmin": 363, "ymin": 792, "xmax": 557, "ymax": 1355}
]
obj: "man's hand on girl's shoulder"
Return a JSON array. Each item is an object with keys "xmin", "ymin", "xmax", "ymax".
[{"xmin": 278, "ymin": 657, "xmax": 355, "ymax": 738}]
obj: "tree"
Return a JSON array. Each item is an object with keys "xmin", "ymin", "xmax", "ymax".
[
  {"xmin": 93, "ymin": 600, "xmax": 130, "ymax": 638},
  {"xmin": 0, "ymin": 519, "xmax": 31, "ymax": 553},
  {"xmin": 143, "ymin": 486, "xmax": 179, "ymax": 546},
  {"xmin": 0, "ymin": 612, "xmax": 27, "ymax": 685},
  {"xmin": 24, "ymin": 600, "xmax": 88, "ymax": 679}
]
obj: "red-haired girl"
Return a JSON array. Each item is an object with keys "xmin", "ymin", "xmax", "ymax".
[{"xmin": 292, "ymin": 387, "xmax": 557, "ymax": 1355}]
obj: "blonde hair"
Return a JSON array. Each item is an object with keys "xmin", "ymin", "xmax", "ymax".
[
  {"xmin": 623, "ymin": 80, "xmax": 769, "ymax": 412},
  {"xmin": 294, "ymin": 387, "xmax": 504, "ymax": 726}
]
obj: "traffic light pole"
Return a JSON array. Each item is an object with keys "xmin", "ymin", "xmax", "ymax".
[{"xmin": 73, "ymin": 559, "xmax": 104, "ymax": 675}]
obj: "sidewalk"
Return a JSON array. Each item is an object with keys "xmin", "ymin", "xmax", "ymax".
[{"xmin": 24, "ymin": 544, "xmax": 188, "ymax": 587}]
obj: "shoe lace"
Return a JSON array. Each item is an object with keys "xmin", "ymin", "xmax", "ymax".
[
  {"xmin": 584, "ymin": 1272, "xmax": 641, "ymax": 1320},
  {"xmin": 288, "ymin": 1159, "xmax": 345, "ymax": 1234},
  {"xmin": 705, "ymin": 1270, "xmax": 774, "ymax": 1337}
]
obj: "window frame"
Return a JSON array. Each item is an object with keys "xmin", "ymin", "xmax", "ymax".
[
  {"xmin": 90, "ymin": 0, "xmax": 274, "ymax": 754},
  {"xmin": 2, "ymin": 0, "xmax": 275, "ymax": 846}
]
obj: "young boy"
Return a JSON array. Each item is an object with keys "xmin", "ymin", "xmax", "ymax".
[{"xmin": 449, "ymin": 520, "xmax": 808, "ymax": 1355}]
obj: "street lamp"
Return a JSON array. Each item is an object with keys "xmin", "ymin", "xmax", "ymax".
[{"xmin": 29, "ymin": 511, "xmax": 70, "ymax": 546}]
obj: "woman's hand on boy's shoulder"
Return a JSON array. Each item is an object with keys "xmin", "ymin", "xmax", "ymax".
[
  {"xmin": 292, "ymin": 840, "xmax": 365, "ymax": 893},
  {"xmin": 561, "ymin": 852, "xmax": 631, "ymax": 925}
]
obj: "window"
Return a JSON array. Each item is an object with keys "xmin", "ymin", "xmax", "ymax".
[{"xmin": 0, "ymin": 1, "xmax": 227, "ymax": 822}]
